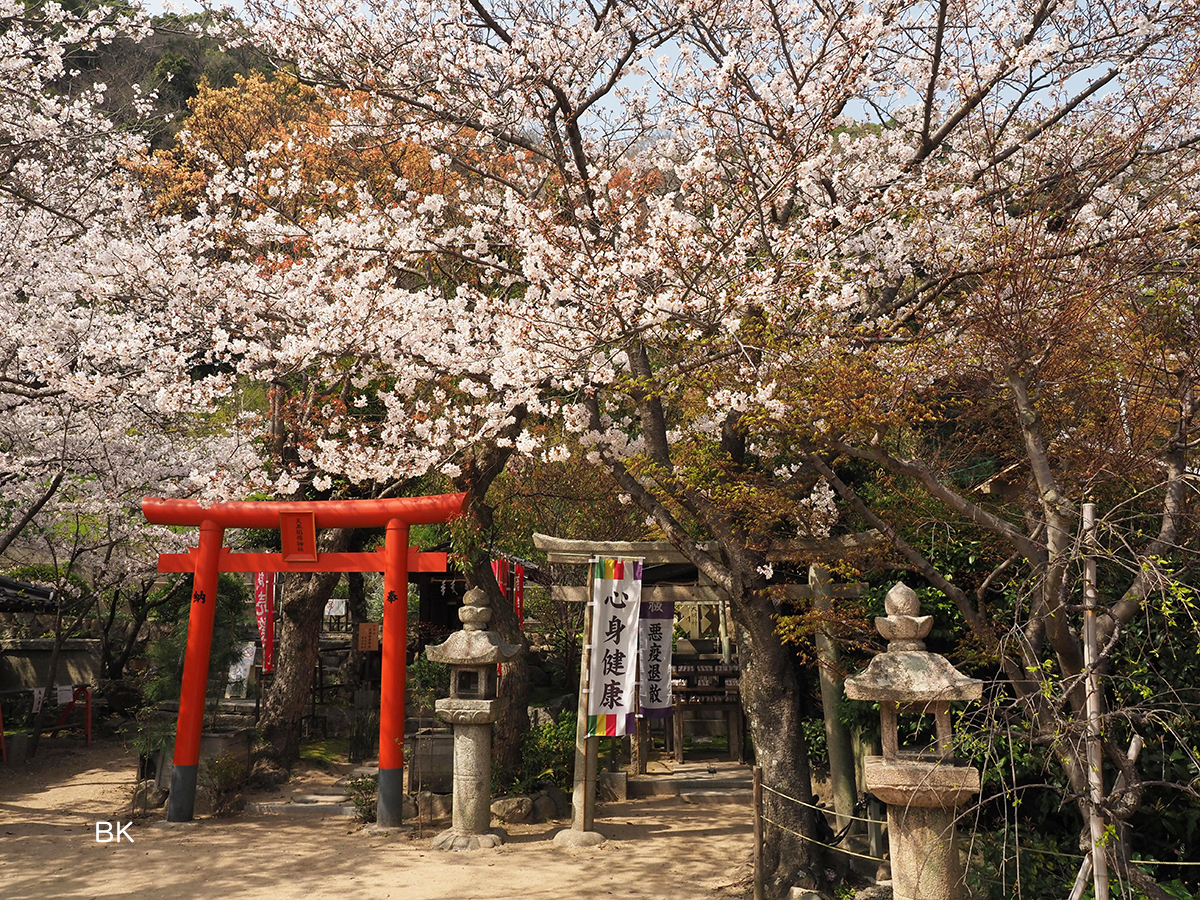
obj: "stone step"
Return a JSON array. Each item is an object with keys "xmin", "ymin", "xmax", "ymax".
[
  {"xmin": 627, "ymin": 761, "xmax": 753, "ymax": 799},
  {"xmin": 680, "ymin": 789, "xmax": 753, "ymax": 805},
  {"xmin": 245, "ymin": 801, "xmax": 356, "ymax": 816},
  {"xmin": 292, "ymin": 787, "xmax": 348, "ymax": 803},
  {"xmin": 627, "ymin": 778, "xmax": 681, "ymax": 798}
]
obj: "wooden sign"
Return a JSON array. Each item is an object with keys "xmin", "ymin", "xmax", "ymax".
[
  {"xmin": 358, "ymin": 622, "xmax": 381, "ymax": 652},
  {"xmin": 280, "ymin": 511, "xmax": 318, "ymax": 563}
]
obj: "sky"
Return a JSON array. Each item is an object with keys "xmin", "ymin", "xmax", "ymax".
[{"xmin": 141, "ymin": 0, "xmax": 224, "ymax": 16}]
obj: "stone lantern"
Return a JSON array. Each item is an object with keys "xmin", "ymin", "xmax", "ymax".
[
  {"xmin": 425, "ymin": 586, "xmax": 520, "ymax": 850},
  {"xmin": 845, "ymin": 583, "xmax": 982, "ymax": 900}
]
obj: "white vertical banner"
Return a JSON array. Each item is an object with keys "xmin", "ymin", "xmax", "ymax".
[
  {"xmin": 587, "ymin": 558, "xmax": 642, "ymax": 736},
  {"xmin": 639, "ymin": 600, "xmax": 675, "ymax": 718},
  {"xmin": 226, "ymin": 641, "xmax": 257, "ymax": 698}
]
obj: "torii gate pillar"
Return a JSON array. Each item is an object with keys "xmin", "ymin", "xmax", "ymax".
[
  {"xmin": 378, "ymin": 518, "xmax": 409, "ymax": 827},
  {"xmin": 170, "ymin": 519, "xmax": 225, "ymax": 822},
  {"xmin": 143, "ymin": 494, "xmax": 464, "ymax": 824}
]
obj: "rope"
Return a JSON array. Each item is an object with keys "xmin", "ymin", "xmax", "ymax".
[
  {"xmin": 1002, "ymin": 845, "xmax": 1200, "ymax": 867},
  {"xmin": 756, "ymin": 778, "xmax": 1200, "ymax": 871},
  {"xmin": 760, "ymin": 815, "xmax": 888, "ymax": 864},
  {"xmin": 760, "ymin": 783, "xmax": 881, "ymax": 827},
  {"xmin": 990, "ymin": 844, "xmax": 1085, "ymax": 862}
]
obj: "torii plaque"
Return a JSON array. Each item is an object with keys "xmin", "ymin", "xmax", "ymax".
[{"xmin": 142, "ymin": 493, "xmax": 465, "ymax": 825}]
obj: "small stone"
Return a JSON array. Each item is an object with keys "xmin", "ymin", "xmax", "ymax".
[
  {"xmin": 133, "ymin": 780, "xmax": 168, "ymax": 810},
  {"xmin": 856, "ymin": 885, "xmax": 893, "ymax": 900},
  {"xmin": 433, "ymin": 793, "xmax": 453, "ymax": 819},
  {"xmin": 552, "ymin": 828, "xmax": 606, "ymax": 848}
]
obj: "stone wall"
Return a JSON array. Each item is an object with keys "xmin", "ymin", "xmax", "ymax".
[{"xmin": 0, "ymin": 638, "xmax": 103, "ymax": 691}]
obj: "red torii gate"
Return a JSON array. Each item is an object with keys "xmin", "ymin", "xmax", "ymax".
[{"xmin": 142, "ymin": 493, "xmax": 465, "ymax": 825}]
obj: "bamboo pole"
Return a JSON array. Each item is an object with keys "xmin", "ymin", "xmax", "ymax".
[
  {"xmin": 571, "ymin": 571, "xmax": 598, "ymax": 832},
  {"xmin": 1068, "ymin": 735, "xmax": 1142, "ymax": 900},
  {"xmin": 753, "ymin": 765, "xmax": 765, "ymax": 900},
  {"xmin": 1082, "ymin": 503, "xmax": 1109, "ymax": 900}
]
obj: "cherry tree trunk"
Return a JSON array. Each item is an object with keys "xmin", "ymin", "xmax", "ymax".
[
  {"xmin": 729, "ymin": 587, "xmax": 825, "ymax": 898},
  {"xmin": 253, "ymin": 529, "xmax": 349, "ymax": 781}
]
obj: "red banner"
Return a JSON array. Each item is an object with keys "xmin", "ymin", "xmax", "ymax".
[
  {"xmin": 514, "ymin": 563, "xmax": 525, "ymax": 628},
  {"xmin": 491, "ymin": 558, "xmax": 509, "ymax": 596},
  {"xmin": 254, "ymin": 572, "xmax": 275, "ymax": 673}
]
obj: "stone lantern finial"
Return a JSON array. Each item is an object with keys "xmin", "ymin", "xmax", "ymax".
[
  {"xmin": 877, "ymin": 582, "xmax": 933, "ymax": 651},
  {"xmin": 458, "ymin": 586, "xmax": 492, "ymax": 632}
]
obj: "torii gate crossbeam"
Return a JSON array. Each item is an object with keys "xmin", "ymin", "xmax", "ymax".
[{"xmin": 143, "ymin": 493, "xmax": 465, "ymax": 825}]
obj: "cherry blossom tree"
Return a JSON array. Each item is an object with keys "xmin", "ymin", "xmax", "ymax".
[
  {"xmin": 117, "ymin": 0, "xmax": 1200, "ymax": 891},
  {"xmin": 0, "ymin": 0, "xmax": 274, "ymax": 758}
]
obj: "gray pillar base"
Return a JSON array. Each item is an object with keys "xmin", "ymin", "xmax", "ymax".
[
  {"xmin": 167, "ymin": 764, "xmax": 198, "ymax": 822},
  {"xmin": 553, "ymin": 828, "xmax": 606, "ymax": 848},
  {"xmin": 377, "ymin": 766, "xmax": 405, "ymax": 828}
]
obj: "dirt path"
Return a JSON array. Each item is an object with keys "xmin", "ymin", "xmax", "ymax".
[{"xmin": 1, "ymin": 738, "xmax": 754, "ymax": 900}]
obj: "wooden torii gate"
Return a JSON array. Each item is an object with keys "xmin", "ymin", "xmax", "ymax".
[{"xmin": 143, "ymin": 493, "xmax": 465, "ymax": 824}]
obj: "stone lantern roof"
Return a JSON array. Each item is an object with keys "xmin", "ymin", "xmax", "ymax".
[
  {"xmin": 845, "ymin": 582, "xmax": 981, "ymax": 705},
  {"xmin": 426, "ymin": 587, "xmax": 520, "ymax": 666}
]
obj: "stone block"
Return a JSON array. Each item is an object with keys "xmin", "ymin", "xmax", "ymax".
[
  {"xmin": 3, "ymin": 732, "xmax": 29, "ymax": 765},
  {"xmin": 552, "ymin": 828, "xmax": 606, "ymax": 848},
  {"xmin": 416, "ymin": 790, "xmax": 453, "ymax": 822},
  {"xmin": 531, "ymin": 793, "xmax": 558, "ymax": 823},
  {"xmin": 133, "ymin": 779, "xmax": 168, "ymax": 810},
  {"xmin": 544, "ymin": 783, "xmax": 572, "ymax": 818},
  {"xmin": 491, "ymin": 795, "xmax": 533, "ymax": 824},
  {"xmin": 527, "ymin": 695, "xmax": 573, "ymax": 729},
  {"xmin": 597, "ymin": 771, "xmax": 627, "ymax": 801}
]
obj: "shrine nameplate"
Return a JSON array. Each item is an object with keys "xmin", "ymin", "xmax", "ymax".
[{"xmin": 280, "ymin": 512, "xmax": 318, "ymax": 562}]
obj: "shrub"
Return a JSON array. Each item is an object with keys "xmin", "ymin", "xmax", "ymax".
[
  {"xmin": 344, "ymin": 773, "xmax": 378, "ymax": 823},
  {"xmin": 200, "ymin": 751, "xmax": 247, "ymax": 817},
  {"xmin": 498, "ymin": 709, "xmax": 576, "ymax": 795}
]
